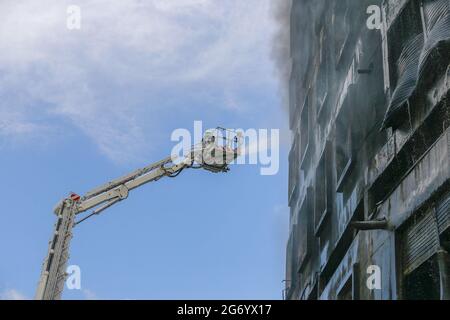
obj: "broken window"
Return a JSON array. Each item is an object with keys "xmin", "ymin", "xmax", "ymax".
[
  {"xmin": 402, "ymin": 209, "xmax": 440, "ymax": 276},
  {"xmin": 337, "ymin": 264, "xmax": 360, "ymax": 300},
  {"xmin": 337, "ymin": 278, "xmax": 353, "ymax": 300},
  {"xmin": 289, "ymin": 63, "xmax": 303, "ymax": 130},
  {"xmin": 400, "ymin": 207, "xmax": 445, "ymax": 299},
  {"xmin": 296, "ymin": 188, "xmax": 314, "ymax": 272},
  {"xmin": 285, "ymin": 223, "xmax": 298, "ymax": 299},
  {"xmin": 335, "ymin": 88, "xmax": 355, "ymax": 192},
  {"xmin": 317, "ymin": 26, "xmax": 330, "ymax": 116},
  {"xmin": 288, "ymin": 132, "xmax": 300, "ymax": 205},
  {"xmin": 404, "ymin": 256, "xmax": 441, "ymax": 300},
  {"xmin": 401, "ymin": 193, "xmax": 450, "ymax": 299},
  {"xmin": 299, "ymin": 94, "xmax": 310, "ymax": 165},
  {"xmin": 289, "ymin": 71, "xmax": 298, "ymax": 129},
  {"xmin": 335, "ymin": 124, "xmax": 352, "ymax": 192},
  {"xmin": 314, "ymin": 142, "xmax": 331, "ymax": 233}
]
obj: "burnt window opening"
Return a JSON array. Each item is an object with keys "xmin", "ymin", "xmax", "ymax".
[
  {"xmin": 337, "ymin": 263, "xmax": 360, "ymax": 300},
  {"xmin": 289, "ymin": 72, "xmax": 298, "ymax": 129},
  {"xmin": 296, "ymin": 201, "xmax": 309, "ymax": 271},
  {"xmin": 318, "ymin": 219, "xmax": 332, "ymax": 271},
  {"xmin": 300, "ymin": 94, "xmax": 310, "ymax": 166},
  {"xmin": 317, "ymin": 26, "xmax": 330, "ymax": 117},
  {"xmin": 315, "ymin": 142, "xmax": 332, "ymax": 234},
  {"xmin": 401, "ymin": 193, "xmax": 450, "ymax": 300},
  {"xmin": 399, "ymin": 206, "xmax": 445, "ymax": 299},
  {"xmin": 290, "ymin": 1, "xmax": 312, "ymax": 83},
  {"xmin": 285, "ymin": 224, "xmax": 298, "ymax": 299},
  {"xmin": 337, "ymin": 277, "xmax": 352, "ymax": 300},
  {"xmin": 359, "ymin": 33, "xmax": 387, "ymax": 130},
  {"xmin": 335, "ymin": 87, "xmax": 356, "ymax": 192},
  {"xmin": 402, "ymin": 209, "xmax": 440, "ymax": 275},
  {"xmin": 335, "ymin": 122, "xmax": 352, "ymax": 192},
  {"xmin": 307, "ymin": 282, "xmax": 319, "ymax": 300},
  {"xmin": 404, "ymin": 256, "xmax": 441, "ymax": 300},
  {"xmin": 289, "ymin": 63, "xmax": 304, "ymax": 130},
  {"xmin": 288, "ymin": 132, "xmax": 300, "ymax": 206},
  {"xmin": 296, "ymin": 188, "xmax": 314, "ymax": 272}
]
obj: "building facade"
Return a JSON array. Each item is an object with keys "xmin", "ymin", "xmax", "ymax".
[{"xmin": 286, "ymin": 0, "xmax": 450, "ymax": 300}]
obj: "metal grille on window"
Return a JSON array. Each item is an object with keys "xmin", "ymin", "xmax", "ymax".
[
  {"xmin": 382, "ymin": 0, "xmax": 450, "ymax": 129},
  {"xmin": 403, "ymin": 209, "xmax": 441, "ymax": 275},
  {"xmin": 436, "ymin": 191, "xmax": 450, "ymax": 234},
  {"xmin": 382, "ymin": 33, "xmax": 424, "ymax": 129},
  {"xmin": 418, "ymin": 0, "xmax": 450, "ymax": 79}
]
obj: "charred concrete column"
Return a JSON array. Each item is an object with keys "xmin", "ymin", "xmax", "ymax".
[{"xmin": 437, "ymin": 249, "xmax": 450, "ymax": 300}]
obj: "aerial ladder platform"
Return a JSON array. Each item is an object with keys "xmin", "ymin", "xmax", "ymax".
[{"xmin": 35, "ymin": 128, "xmax": 242, "ymax": 300}]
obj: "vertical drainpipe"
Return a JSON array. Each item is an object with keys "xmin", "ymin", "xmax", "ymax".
[{"xmin": 437, "ymin": 249, "xmax": 450, "ymax": 300}]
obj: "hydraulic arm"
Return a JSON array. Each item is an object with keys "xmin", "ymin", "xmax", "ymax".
[{"xmin": 35, "ymin": 128, "xmax": 241, "ymax": 300}]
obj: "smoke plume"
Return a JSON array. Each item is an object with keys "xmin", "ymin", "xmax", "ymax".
[{"xmin": 270, "ymin": 0, "xmax": 292, "ymax": 112}]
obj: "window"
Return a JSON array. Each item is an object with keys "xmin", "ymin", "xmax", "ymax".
[
  {"xmin": 289, "ymin": 66, "xmax": 301, "ymax": 130},
  {"xmin": 296, "ymin": 188, "xmax": 314, "ymax": 272},
  {"xmin": 400, "ymin": 208, "xmax": 442, "ymax": 299},
  {"xmin": 404, "ymin": 256, "xmax": 440, "ymax": 300},
  {"xmin": 337, "ymin": 277, "xmax": 353, "ymax": 300},
  {"xmin": 317, "ymin": 26, "xmax": 330, "ymax": 116},
  {"xmin": 337, "ymin": 263, "xmax": 360, "ymax": 300},
  {"xmin": 314, "ymin": 142, "xmax": 331, "ymax": 234},
  {"xmin": 401, "ymin": 193, "xmax": 450, "ymax": 299},
  {"xmin": 335, "ymin": 97, "xmax": 354, "ymax": 192},
  {"xmin": 288, "ymin": 132, "xmax": 300, "ymax": 205},
  {"xmin": 285, "ymin": 223, "xmax": 298, "ymax": 300},
  {"xmin": 336, "ymin": 124, "xmax": 352, "ymax": 188},
  {"xmin": 319, "ymin": 221, "xmax": 332, "ymax": 270},
  {"xmin": 289, "ymin": 73, "xmax": 297, "ymax": 128},
  {"xmin": 335, "ymin": 76, "xmax": 363, "ymax": 192},
  {"xmin": 300, "ymin": 94, "xmax": 310, "ymax": 165}
]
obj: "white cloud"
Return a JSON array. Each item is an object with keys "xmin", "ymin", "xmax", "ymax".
[
  {"xmin": 0, "ymin": 0, "xmax": 278, "ymax": 164},
  {"xmin": 0, "ymin": 289, "xmax": 28, "ymax": 300},
  {"xmin": 0, "ymin": 116, "xmax": 41, "ymax": 136}
]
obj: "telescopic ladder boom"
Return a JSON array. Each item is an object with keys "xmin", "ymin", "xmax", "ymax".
[{"xmin": 35, "ymin": 128, "xmax": 242, "ymax": 300}]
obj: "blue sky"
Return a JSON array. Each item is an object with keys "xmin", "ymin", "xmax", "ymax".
[{"xmin": 0, "ymin": 0, "xmax": 289, "ymax": 299}]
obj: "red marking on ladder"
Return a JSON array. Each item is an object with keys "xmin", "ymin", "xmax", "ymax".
[{"xmin": 70, "ymin": 193, "xmax": 81, "ymax": 201}]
